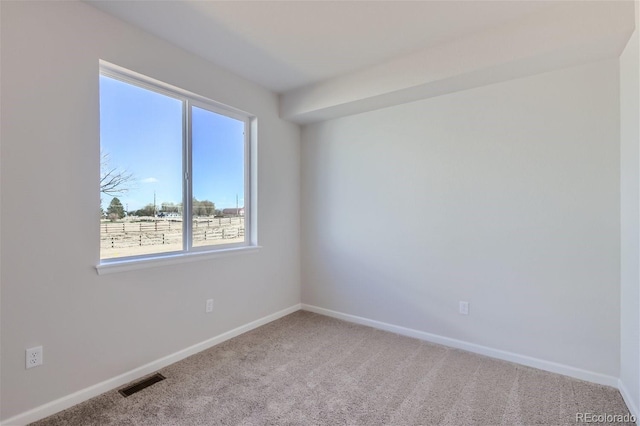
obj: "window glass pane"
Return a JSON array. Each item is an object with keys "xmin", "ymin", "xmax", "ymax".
[
  {"xmin": 191, "ymin": 105, "xmax": 245, "ymax": 248},
  {"xmin": 100, "ymin": 75, "xmax": 183, "ymax": 260}
]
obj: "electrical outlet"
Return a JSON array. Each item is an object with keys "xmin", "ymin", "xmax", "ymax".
[
  {"xmin": 205, "ymin": 299, "xmax": 214, "ymax": 313},
  {"xmin": 459, "ymin": 301, "xmax": 469, "ymax": 315},
  {"xmin": 26, "ymin": 346, "xmax": 43, "ymax": 369}
]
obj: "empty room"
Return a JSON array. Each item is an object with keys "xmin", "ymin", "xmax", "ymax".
[{"xmin": 1, "ymin": 1, "xmax": 639, "ymax": 425}]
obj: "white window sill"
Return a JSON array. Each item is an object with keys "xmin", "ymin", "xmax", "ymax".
[{"xmin": 96, "ymin": 245, "xmax": 261, "ymax": 275}]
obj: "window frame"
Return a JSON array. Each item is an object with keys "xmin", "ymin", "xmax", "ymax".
[{"xmin": 97, "ymin": 61, "xmax": 257, "ymax": 273}]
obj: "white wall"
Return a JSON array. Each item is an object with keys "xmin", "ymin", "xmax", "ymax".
[
  {"xmin": 302, "ymin": 59, "xmax": 621, "ymax": 378},
  {"xmin": 620, "ymin": 1, "xmax": 640, "ymax": 416},
  {"xmin": 0, "ymin": 1, "xmax": 300, "ymax": 421},
  {"xmin": 1, "ymin": 0, "xmax": 635, "ymax": 422}
]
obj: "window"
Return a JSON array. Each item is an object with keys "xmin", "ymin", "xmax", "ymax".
[{"xmin": 99, "ymin": 62, "xmax": 254, "ymax": 265}]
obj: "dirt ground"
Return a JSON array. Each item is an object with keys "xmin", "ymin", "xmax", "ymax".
[{"xmin": 100, "ymin": 236, "xmax": 245, "ymax": 259}]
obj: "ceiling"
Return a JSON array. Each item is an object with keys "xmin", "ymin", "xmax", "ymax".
[
  {"xmin": 86, "ymin": 1, "xmax": 635, "ymax": 124},
  {"xmin": 87, "ymin": 1, "xmax": 553, "ymax": 93}
]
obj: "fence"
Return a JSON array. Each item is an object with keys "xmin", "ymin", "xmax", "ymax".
[
  {"xmin": 100, "ymin": 217, "xmax": 242, "ymax": 234},
  {"xmin": 100, "ymin": 217, "xmax": 244, "ymax": 250}
]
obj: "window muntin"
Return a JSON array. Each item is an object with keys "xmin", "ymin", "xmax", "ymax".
[{"xmin": 99, "ymin": 63, "xmax": 252, "ymax": 263}]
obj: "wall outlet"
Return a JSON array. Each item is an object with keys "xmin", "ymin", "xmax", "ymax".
[
  {"xmin": 205, "ymin": 299, "xmax": 214, "ymax": 313},
  {"xmin": 459, "ymin": 301, "xmax": 469, "ymax": 315},
  {"xmin": 26, "ymin": 346, "xmax": 43, "ymax": 369}
]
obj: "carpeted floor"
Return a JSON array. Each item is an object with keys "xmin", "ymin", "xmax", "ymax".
[{"xmin": 33, "ymin": 311, "xmax": 633, "ymax": 425}]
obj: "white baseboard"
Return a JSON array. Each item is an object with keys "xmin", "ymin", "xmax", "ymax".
[
  {"xmin": 301, "ymin": 304, "xmax": 620, "ymax": 388},
  {"xmin": 1, "ymin": 304, "xmax": 302, "ymax": 426},
  {"xmin": 618, "ymin": 379, "xmax": 640, "ymax": 424},
  {"xmin": 4, "ymin": 303, "xmax": 628, "ymax": 425}
]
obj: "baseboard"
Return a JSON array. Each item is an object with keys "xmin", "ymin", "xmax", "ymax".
[
  {"xmin": 4, "ymin": 302, "xmax": 627, "ymax": 425},
  {"xmin": 618, "ymin": 379, "xmax": 640, "ymax": 424},
  {"xmin": 301, "ymin": 304, "xmax": 619, "ymax": 388},
  {"xmin": 1, "ymin": 303, "xmax": 302, "ymax": 426}
]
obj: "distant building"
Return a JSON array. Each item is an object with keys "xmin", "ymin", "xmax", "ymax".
[{"xmin": 222, "ymin": 208, "xmax": 244, "ymax": 217}]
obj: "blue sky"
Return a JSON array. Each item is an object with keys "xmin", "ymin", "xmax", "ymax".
[{"xmin": 100, "ymin": 75, "xmax": 245, "ymax": 212}]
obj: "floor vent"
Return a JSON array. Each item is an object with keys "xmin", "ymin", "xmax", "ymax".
[{"xmin": 118, "ymin": 373, "xmax": 166, "ymax": 397}]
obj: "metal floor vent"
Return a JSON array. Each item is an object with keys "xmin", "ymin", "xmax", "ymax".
[{"xmin": 118, "ymin": 373, "xmax": 166, "ymax": 397}]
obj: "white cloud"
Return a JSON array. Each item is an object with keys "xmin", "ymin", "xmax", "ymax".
[{"xmin": 140, "ymin": 177, "xmax": 159, "ymax": 184}]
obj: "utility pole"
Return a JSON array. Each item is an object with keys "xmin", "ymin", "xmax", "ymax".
[{"xmin": 154, "ymin": 190, "xmax": 157, "ymax": 217}]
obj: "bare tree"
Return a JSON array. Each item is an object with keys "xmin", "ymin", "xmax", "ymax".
[{"xmin": 100, "ymin": 151, "xmax": 134, "ymax": 196}]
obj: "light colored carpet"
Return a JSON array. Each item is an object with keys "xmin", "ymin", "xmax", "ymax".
[{"xmin": 33, "ymin": 311, "xmax": 633, "ymax": 425}]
